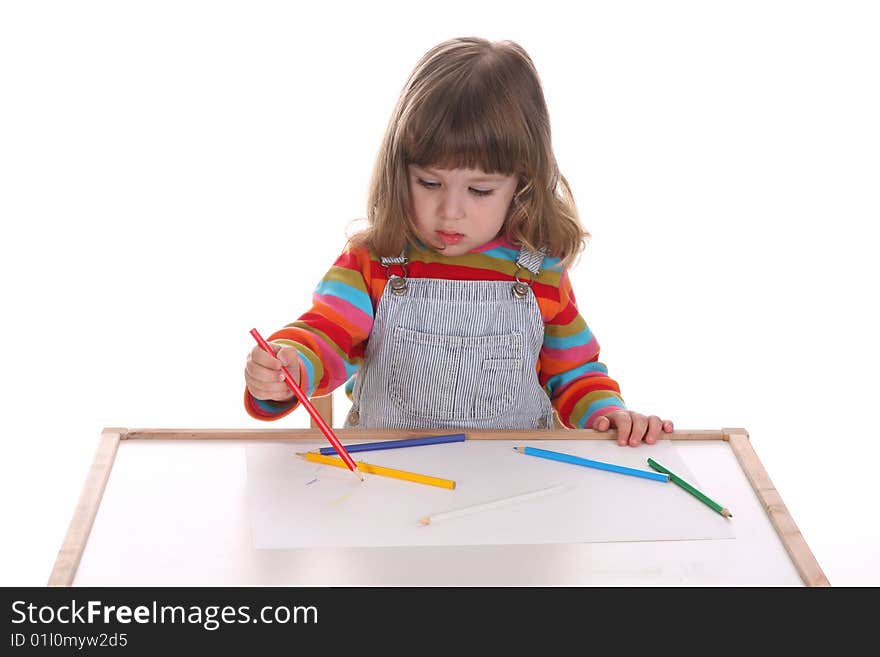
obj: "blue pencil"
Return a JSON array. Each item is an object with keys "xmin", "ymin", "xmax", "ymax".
[
  {"xmin": 318, "ymin": 433, "xmax": 466, "ymax": 455},
  {"xmin": 514, "ymin": 445, "xmax": 669, "ymax": 483}
]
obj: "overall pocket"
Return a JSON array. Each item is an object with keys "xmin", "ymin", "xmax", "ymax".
[
  {"xmin": 389, "ymin": 327, "xmax": 523, "ymax": 421},
  {"xmin": 473, "ymin": 357, "xmax": 521, "ymax": 419}
]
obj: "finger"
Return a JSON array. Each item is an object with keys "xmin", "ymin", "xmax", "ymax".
[
  {"xmin": 246, "ymin": 374, "xmax": 296, "ymax": 402},
  {"xmin": 250, "ymin": 344, "xmax": 283, "ymax": 369},
  {"xmin": 245, "ymin": 358, "xmax": 286, "ymax": 384},
  {"xmin": 276, "ymin": 347, "xmax": 300, "ymax": 368},
  {"xmin": 611, "ymin": 412, "xmax": 632, "ymax": 446},
  {"xmin": 246, "ymin": 379, "xmax": 286, "ymax": 401},
  {"xmin": 644, "ymin": 415, "xmax": 663, "ymax": 445},
  {"xmin": 629, "ymin": 413, "xmax": 648, "ymax": 446},
  {"xmin": 594, "ymin": 416, "xmax": 610, "ymax": 432},
  {"xmin": 662, "ymin": 419, "xmax": 674, "ymax": 433},
  {"xmin": 272, "ymin": 383, "xmax": 296, "ymax": 401}
]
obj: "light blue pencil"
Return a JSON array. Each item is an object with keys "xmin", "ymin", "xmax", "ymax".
[{"xmin": 514, "ymin": 445, "xmax": 669, "ymax": 483}]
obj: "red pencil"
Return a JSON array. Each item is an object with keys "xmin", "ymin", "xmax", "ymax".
[{"xmin": 249, "ymin": 328, "xmax": 364, "ymax": 481}]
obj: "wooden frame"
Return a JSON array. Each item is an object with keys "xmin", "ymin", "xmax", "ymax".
[{"xmin": 49, "ymin": 422, "xmax": 829, "ymax": 587}]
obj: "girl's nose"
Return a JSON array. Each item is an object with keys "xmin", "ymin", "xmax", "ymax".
[{"xmin": 439, "ymin": 190, "xmax": 466, "ymax": 221}]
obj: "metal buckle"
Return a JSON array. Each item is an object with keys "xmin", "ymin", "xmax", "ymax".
[
  {"xmin": 382, "ymin": 257, "xmax": 409, "ymax": 296},
  {"xmin": 389, "ymin": 276, "xmax": 408, "ymax": 295},
  {"xmin": 512, "ymin": 266, "xmax": 535, "ymax": 299}
]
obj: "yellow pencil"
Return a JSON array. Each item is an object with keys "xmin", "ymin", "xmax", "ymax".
[{"xmin": 297, "ymin": 451, "xmax": 456, "ymax": 489}]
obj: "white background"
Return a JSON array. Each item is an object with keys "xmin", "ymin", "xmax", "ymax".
[{"xmin": 1, "ymin": 1, "xmax": 877, "ymax": 586}]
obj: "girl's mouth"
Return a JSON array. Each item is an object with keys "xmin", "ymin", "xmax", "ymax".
[{"xmin": 437, "ymin": 230, "xmax": 464, "ymax": 246}]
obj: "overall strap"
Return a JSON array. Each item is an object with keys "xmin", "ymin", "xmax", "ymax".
[
  {"xmin": 380, "ymin": 249, "xmax": 409, "ymax": 295},
  {"xmin": 512, "ymin": 245, "xmax": 546, "ymax": 298},
  {"xmin": 515, "ymin": 245, "xmax": 546, "ymax": 275},
  {"xmin": 379, "ymin": 250, "xmax": 408, "ymax": 267}
]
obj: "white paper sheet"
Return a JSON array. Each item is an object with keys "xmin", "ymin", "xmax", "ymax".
[{"xmin": 245, "ymin": 439, "xmax": 735, "ymax": 549}]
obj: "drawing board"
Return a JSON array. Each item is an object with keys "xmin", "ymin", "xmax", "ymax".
[{"xmin": 49, "ymin": 427, "xmax": 828, "ymax": 586}]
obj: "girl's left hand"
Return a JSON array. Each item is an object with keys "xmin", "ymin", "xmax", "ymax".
[{"xmin": 593, "ymin": 411, "xmax": 674, "ymax": 447}]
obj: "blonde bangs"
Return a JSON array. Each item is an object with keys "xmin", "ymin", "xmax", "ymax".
[{"xmin": 401, "ymin": 79, "xmax": 531, "ymax": 176}]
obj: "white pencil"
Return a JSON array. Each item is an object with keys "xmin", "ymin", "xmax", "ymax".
[{"xmin": 418, "ymin": 484, "xmax": 568, "ymax": 525}]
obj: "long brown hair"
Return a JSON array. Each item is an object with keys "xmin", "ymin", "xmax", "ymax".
[{"xmin": 354, "ymin": 37, "xmax": 588, "ymax": 268}]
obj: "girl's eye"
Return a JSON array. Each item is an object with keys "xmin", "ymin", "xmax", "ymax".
[{"xmin": 416, "ymin": 178, "xmax": 494, "ymax": 197}]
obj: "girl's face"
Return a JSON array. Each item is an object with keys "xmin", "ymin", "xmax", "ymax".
[{"xmin": 407, "ymin": 164, "xmax": 518, "ymax": 255}]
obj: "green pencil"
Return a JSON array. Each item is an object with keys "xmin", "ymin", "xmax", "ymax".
[{"xmin": 647, "ymin": 457, "xmax": 732, "ymax": 518}]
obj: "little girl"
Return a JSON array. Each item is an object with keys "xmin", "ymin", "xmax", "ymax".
[{"xmin": 244, "ymin": 37, "xmax": 673, "ymax": 447}]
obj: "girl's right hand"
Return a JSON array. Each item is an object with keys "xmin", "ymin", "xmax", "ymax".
[{"xmin": 244, "ymin": 343, "xmax": 300, "ymax": 401}]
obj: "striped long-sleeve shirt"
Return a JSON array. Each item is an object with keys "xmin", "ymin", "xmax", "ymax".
[{"xmin": 245, "ymin": 236, "xmax": 626, "ymax": 428}]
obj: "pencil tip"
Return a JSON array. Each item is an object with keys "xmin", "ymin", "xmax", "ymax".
[{"xmin": 418, "ymin": 517, "xmax": 430, "ymax": 525}]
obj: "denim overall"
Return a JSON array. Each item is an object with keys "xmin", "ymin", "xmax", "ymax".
[{"xmin": 344, "ymin": 246, "xmax": 554, "ymax": 430}]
